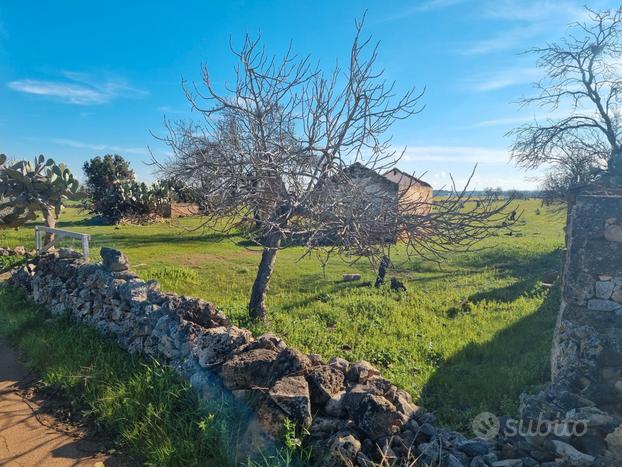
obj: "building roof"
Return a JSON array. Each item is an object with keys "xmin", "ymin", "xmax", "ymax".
[
  {"xmin": 345, "ymin": 162, "xmax": 398, "ymax": 191},
  {"xmin": 383, "ymin": 168, "xmax": 432, "ymax": 189}
]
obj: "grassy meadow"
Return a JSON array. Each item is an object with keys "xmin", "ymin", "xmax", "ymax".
[{"xmin": 0, "ymin": 199, "xmax": 565, "ymax": 432}]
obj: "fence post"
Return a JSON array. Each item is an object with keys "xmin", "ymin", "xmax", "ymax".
[{"xmin": 82, "ymin": 235, "xmax": 90, "ymax": 260}]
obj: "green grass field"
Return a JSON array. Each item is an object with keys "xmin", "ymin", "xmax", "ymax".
[{"xmin": 0, "ymin": 199, "xmax": 565, "ymax": 431}]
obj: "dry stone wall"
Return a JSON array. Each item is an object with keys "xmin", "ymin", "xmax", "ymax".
[
  {"xmin": 6, "ymin": 193, "xmax": 622, "ymax": 466},
  {"xmin": 519, "ymin": 194, "xmax": 622, "ymax": 465}
]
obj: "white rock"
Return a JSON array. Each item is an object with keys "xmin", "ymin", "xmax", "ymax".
[{"xmin": 550, "ymin": 440, "xmax": 595, "ymax": 465}]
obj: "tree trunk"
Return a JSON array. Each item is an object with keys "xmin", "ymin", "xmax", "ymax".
[
  {"xmin": 248, "ymin": 234, "xmax": 281, "ymax": 320},
  {"xmin": 375, "ymin": 255, "xmax": 391, "ymax": 288},
  {"xmin": 42, "ymin": 207, "xmax": 56, "ymax": 244}
]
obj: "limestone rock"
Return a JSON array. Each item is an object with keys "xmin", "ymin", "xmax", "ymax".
[
  {"xmin": 58, "ymin": 247, "xmax": 82, "ymax": 259},
  {"xmin": 459, "ymin": 441, "xmax": 490, "ymax": 457},
  {"xmin": 100, "ymin": 247, "xmax": 129, "ymax": 272},
  {"xmin": 196, "ymin": 326, "xmax": 252, "ymax": 367},
  {"xmin": 605, "ymin": 424, "xmax": 622, "ymax": 459},
  {"xmin": 595, "ymin": 280, "xmax": 615, "ymax": 299},
  {"xmin": 347, "ymin": 393, "xmax": 404, "ymax": 439},
  {"xmin": 322, "ymin": 432, "xmax": 361, "ymax": 467},
  {"xmin": 238, "ymin": 333, "xmax": 286, "ymax": 353},
  {"xmin": 346, "ymin": 361, "xmax": 380, "ymax": 384},
  {"xmin": 549, "ymin": 440, "xmax": 595, "ymax": 465},
  {"xmin": 325, "ymin": 390, "xmax": 347, "ymax": 418},
  {"xmin": 273, "ymin": 347, "xmax": 313, "ymax": 380},
  {"xmin": 611, "ymin": 289, "xmax": 622, "ymax": 303},
  {"xmin": 328, "ymin": 356, "xmax": 349, "ymax": 374},
  {"xmin": 252, "ymin": 397, "xmax": 289, "ymax": 438},
  {"xmin": 269, "ymin": 375, "xmax": 312, "ymax": 428},
  {"xmin": 307, "ymin": 365, "xmax": 345, "ymax": 406},
  {"xmin": 309, "ymin": 416, "xmax": 348, "ymax": 436},
  {"xmin": 604, "ymin": 218, "xmax": 622, "ymax": 242},
  {"xmin": 219, "ymin": 348, "xmax": 278, "ymax": 390},
  {"xmin": 587, "ymin": 299, "xmax": 622, "ymax": 312}
]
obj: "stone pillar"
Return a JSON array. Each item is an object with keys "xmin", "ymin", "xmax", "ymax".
[{"xmin": 551, "ymin": 193, "xmax": 622, "ymax": 418}]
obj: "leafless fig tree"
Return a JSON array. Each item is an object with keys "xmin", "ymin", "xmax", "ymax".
[
  {"xmin": 510, "ymin": 6, "xmax": 622, "ymax": 195},
  {"xmin": 157, "ymin": 19, "xmax": 516, "ymax": 320}
]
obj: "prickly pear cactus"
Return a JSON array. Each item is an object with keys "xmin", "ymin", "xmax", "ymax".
[{"xmin": 0, "ymin": 154, "xmax": 79, "ymax": 229}]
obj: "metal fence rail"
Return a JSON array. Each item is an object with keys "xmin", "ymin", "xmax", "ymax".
[{"xmin": 35, "ymin": 226, "xmax": 90, "ymax": 260}]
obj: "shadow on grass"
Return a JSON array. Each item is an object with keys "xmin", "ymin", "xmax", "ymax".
[
  {"xmin": 86, "ymin": 231, "xmax": 235, "ymax": 250},
  {"xmin": 457, "ymin": 248, "xmax": 562, "ymax": 304},
  {"xmin": 420, "ymin": 286, "xmax": 559, "ymax": 432}
]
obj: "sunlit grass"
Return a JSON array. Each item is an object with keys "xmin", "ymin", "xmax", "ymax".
[{"xmin": 1, "ymin": 199, "xmax": 565, "ymax": 430}]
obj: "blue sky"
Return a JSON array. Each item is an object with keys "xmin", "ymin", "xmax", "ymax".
[{"xmin": 0, "ymin": 0, "xmax": 618, "ymax": 189}]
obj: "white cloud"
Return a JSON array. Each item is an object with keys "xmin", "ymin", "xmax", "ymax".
[
  {"xmin": 458, "ymin": 0, "xmax": 589, "ymax": 56},
  {"xmin": 482, "ymin": 0, "xmax": 584, "ymax": 22},
  {"xmin": 471, "ymin": 107, "xmax": 576, "ymax": 127},
  {"xmin": 400, "ymin": 145, "xmax": 511, "ymax": 165},
  {"xmin": 461, "ymin": 25, "xmax": 543, "ymax": 55},
  {"xmin": 51, "ymin": 138, "xmax": 148, "ymax": 155},
  {"xmin": 378, "ymin": 0, "xmax": 465, "ymax": 22},
  {"xmin": 426, "ymin": 170, "xmax": 537, "ymax": 190},
  {"xmin": 469, "ymin": 66, "xmax": 540, "ymax": 92},
  {"xmin": 7, "ymin": 71, "xmax": 148, "ymax": 105}
]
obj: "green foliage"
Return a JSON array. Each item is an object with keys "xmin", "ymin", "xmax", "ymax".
[
  {"xmin": 83, "ymin": 154, "xmax": 135, "ymax": 194},
  {"xmin": 158, "ymin": 177, "xmax": 200, "ymax": 203},
  {"xmin": 0, "ymin": 154, "xmax": 79, "ymax": 228},
  {"xmin": 83, "ymin": 154, "xmax": 171, "ymax": 223},
  {"xmin": 0, "ymin": 254, "xmax": 26, "ymax": 272}
]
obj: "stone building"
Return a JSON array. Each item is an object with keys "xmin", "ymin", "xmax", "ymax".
[
  {"xmin": 343, "ymin": 163, "xmax": 433, "ymax": 216},
  {"xmin": 383, "ymin": 167, "xmax": 433, "ymax": 215}
]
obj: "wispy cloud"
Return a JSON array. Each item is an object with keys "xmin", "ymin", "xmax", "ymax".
[
  {"xmin": 459, "ymin": 0, "xmax": 589, "ymax": 55},
  {"xmin": 482, "ymin": 0, "xmax": 584, "ymax": 22},
  {"xmin": 401, "ymin": 145, "xmax": 510, "ymax": 165},
  {"xmin": 8, "ymin": 71, "xmax": 148, "ymax": 105},
  {"xmin": 415, "ymin": 0, "xmax": 465, "ymax": 11},
  {"xmin": 51, "ymin": 138, "xmax": 148, "ymax": 155},
  {"xmin": 468, "ymin": 66, "xmax": 540, "ymax": 92},
  {"xmin": 461, "ymin": 25, "xmax": 542, "ymax": 55},
  {"xmin": 157, "ymin": 105, "xmax": 189, "ymax": 115},
  {"xmin": 379, "ymin": 0, "xmax": 465, "ymax": 22},
  {"xmin": 425, "ymin": 170, "xmax": 535, "ymax": 190},
  {"xmin": 471, "ymin": 107, "xmax": 575, "ymax": 127}
]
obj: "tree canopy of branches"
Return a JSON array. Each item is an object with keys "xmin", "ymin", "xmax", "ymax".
[
  {"xmin": 0, "ymin": 154, "xmax": 79, "ymax": 233},
  {"xmin": 159, "ymin": 18, "xmax": 516, "ymax": 320},
  {"xmin": 510, "ymin": 6, "xmax": 622, "ymax": 197}
]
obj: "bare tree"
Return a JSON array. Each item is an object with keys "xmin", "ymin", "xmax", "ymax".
[
  {"xmin": 510, "ymin": 6, "xmax": 622, "ymax": 192},
  {"xmin": 158, "ymin": 18, "xmax": 515, "ymax": 320}
]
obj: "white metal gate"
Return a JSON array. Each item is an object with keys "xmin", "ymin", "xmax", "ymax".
[{"xmin": 35, "ymin": 226, "xmax": 90, "ymax": 260}]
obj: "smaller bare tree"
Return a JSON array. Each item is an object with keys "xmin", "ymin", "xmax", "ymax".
[
  {"xmin": 510, "ymin": 6, "xmax": 622, "ymax": 194},
  {"xmin": 158, "ymin": 18, "xmax": 516, "ymax": 320}
]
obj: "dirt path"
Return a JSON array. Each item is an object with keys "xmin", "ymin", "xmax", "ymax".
[{"xmin": 0, "ymin": 341, "xmax": 126, "ymax": 466}]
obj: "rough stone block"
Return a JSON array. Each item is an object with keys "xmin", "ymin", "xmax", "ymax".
[
  {"xmin": 588, "ymin": 299, "xmax": 622, "ymax": 312},
  {"xmin": 595, "ymin": 281, "xmax": 615, "ymax": 299}
]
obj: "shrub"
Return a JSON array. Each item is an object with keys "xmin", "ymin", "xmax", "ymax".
[{"xmin": 83, "ymin": 155, "xmax": 171, "ymax": 224}]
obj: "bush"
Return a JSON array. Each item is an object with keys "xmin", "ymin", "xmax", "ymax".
[{"xmin": 84, "ymin": 155, "xmax": 171, "ymax": 224}]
